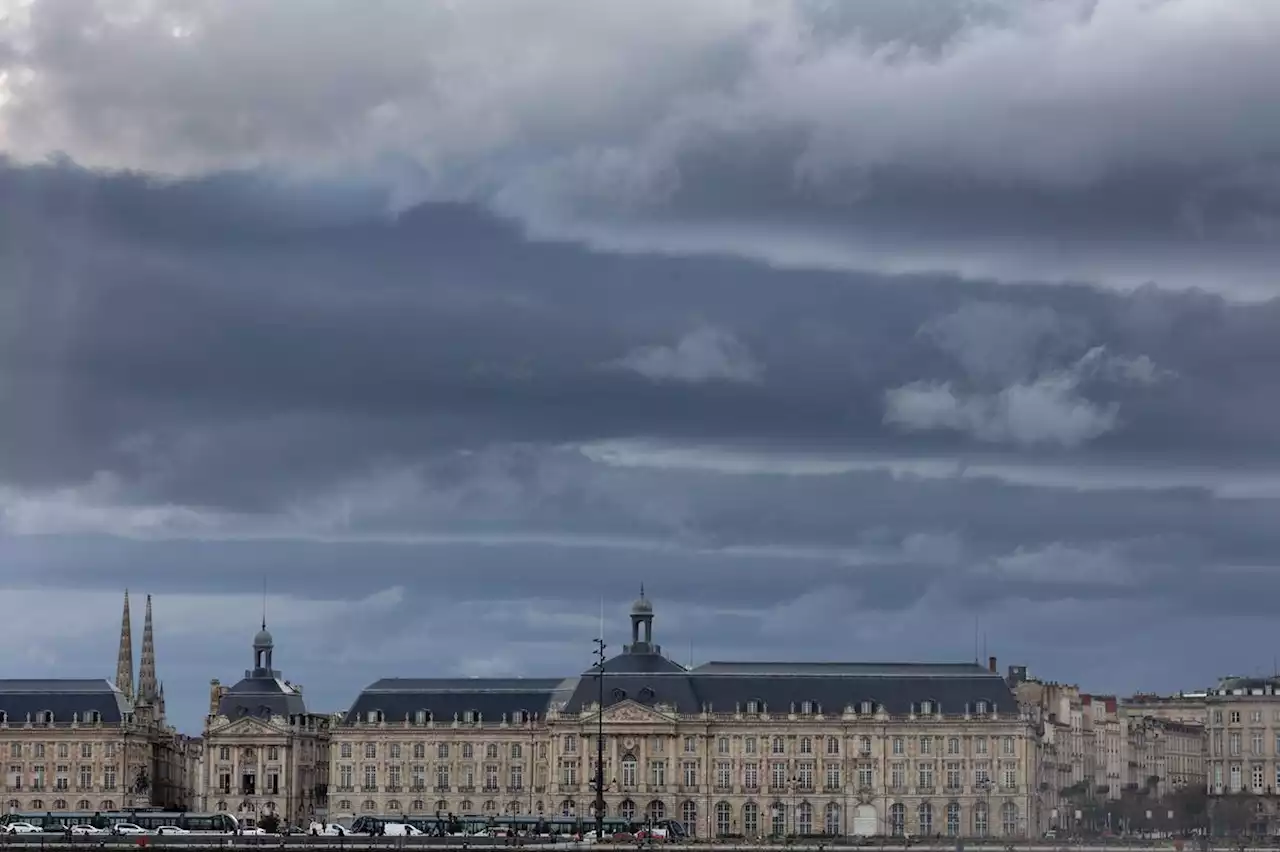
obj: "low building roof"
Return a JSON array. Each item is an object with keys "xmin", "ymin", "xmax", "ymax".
[{"xmin": 0, "ymin": 678, "xmax": 133, "ymax": 724}]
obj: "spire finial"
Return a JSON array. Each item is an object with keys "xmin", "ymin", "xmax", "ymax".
[
  {"xmin": 262, "ymin": 577, "xmax": 268, "ymax": 631},
  {"xmin": 639, "ymin": 583, "xmax": 645, "ymax": 599},
  {"xmin": 115, "ymin": 590, "xmax": 135, "ymax": 699},
  {"xmin": 137, "ymin": 594, "xmax": 158, "ymax": 705}
]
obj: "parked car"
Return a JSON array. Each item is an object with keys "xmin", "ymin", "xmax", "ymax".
[
  {"xmin": 5, "ymin": 823, "xmax": 42, "ymax": 835},
  {"xmin": 70, "ymin": 825, "xmax": 107, "ymax": 836},
  {"xmin": 111, "ymin": 823, "xmax": 148, "ymax": 835},
  {"xmin": 155, "ymin": 826, "xmax": 190, "ymax": 835}
]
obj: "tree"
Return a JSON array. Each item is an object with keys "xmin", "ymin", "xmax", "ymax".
[{"xmin": 257, "ymin": 813, "xmax": 281, "ymax": 834}]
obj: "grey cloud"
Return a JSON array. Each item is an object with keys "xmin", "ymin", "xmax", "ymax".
[
  {"xmin": 4, "ymin": 1, "xmax": 1280, "ymax": 294},
  {"xmin": 612, "ymin": 326, "xmax": 762, "ymax": 384}
]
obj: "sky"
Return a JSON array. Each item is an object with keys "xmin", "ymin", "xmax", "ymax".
[{"xmin": 3, "ymin": 0, "xmax": 1280, "ymax": 733}]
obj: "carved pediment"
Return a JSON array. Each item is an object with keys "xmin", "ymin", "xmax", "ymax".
[
  {"xmin": 590, "ymin": 700, "xmax": 675, "ymax": 725},
  {"xmin": 206, "ymin": 715, "xmax": 284, "ymax": 737}
]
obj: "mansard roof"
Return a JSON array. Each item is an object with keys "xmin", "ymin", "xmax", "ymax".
[
  {"xmin": 343, "ymin": 677, "xmax": 578, "ymax": 724},
  {"xmin": 218, "ymin": 676, "xmax": 307, "ymax": 720},
  {"xmin": 0, "ymin": 678, "xmax": 133, "ymax": 724}
]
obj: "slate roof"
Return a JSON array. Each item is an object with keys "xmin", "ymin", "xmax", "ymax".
[
  {"xmin": 344, "ymin": 677, "xmax": 578, "ymax": 723},
  {"xmin": 0, "ymin": 679, "xmax": 133, "ymax": 725},
  {"xmin": 342, "ymin": 657, "xmax": 1016, "ymax": 723},
  {"xmin": 217, "ymin": 676, "xmax": 308, "ymax": 720}
]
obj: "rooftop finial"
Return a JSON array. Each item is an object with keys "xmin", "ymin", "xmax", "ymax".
[
  {"xmin": 639, "ymin": 583, "xmax": 645, "ymax": 599},
  {"xmin": 262, "ymin": 577, "xmax": 268, "ymax": 631}
]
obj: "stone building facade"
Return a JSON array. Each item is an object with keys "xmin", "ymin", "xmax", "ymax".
[
  {"xmin": 0, "ymin": 592, "xmax": 191, "ymax": 813},
  {"xmin": 328, "ymin": 592, "xmax": 1035, "ymax": 838},
  {"xmin": 199, "ymin": 620, "xmax": 331, "ymax": 829}
]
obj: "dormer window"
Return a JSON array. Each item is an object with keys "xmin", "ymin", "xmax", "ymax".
[
  {"xmin": 414, "ymin": 710, "xmax": 430, "ymax": 725},
  {"xmin": 612, "ymin": 688, "xmax": 628, "ymax": 701},
  {"xmin": 746, "ymin": 700, "xmax": 760, "ymax": 714},
  {"xmin": 920, "ymin": 700, "xmax": 933, "ymax": 715},
  {"xmin": 463, "ymin": 710, "xmax": 477, "ymax": 724},
  {"xmin": 800, "ymin": 700, "xmax": 814, "ymax": 715},
  {"xmin": 0, "ymin": 711, "xmax": 7, "ymax": 725},
  {"xmin": 40, "ymin": 711, "xmax": 54, "ymax": 725},
  {"xmin": 975, "ymin": 700, "xmax": 989, "ymax": 715},
  {"xmin": 860, "ymin": 700, "xmax": 873, "ymax": 715},
  {"xmin": 87, "ymin": 711, "xmax": 101, "ymax": 724},
  {"xmin": 366, "ymin": 710, "xmax": 383, "ymax": 724},
  {"xmin": 638, "ymin": 686, "xmax": 655, "ymax": 702}
]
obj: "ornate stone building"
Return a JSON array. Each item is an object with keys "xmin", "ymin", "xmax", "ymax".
[
  {"xmin": 200, "ymin": 619, "xmax": 331, "ymax": 829},
  {"xmin": 1, "ymin": 591, "xmax": 191, "ymax": 813},
  {"xmin": 329, "ymin": 592, "xmax": 1035, "ymax": 838}
]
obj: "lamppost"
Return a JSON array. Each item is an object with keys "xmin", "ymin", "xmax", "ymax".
[
  {"xmin": 978, "ymin": 778, "xmax": 993, "ymax": 838},
  {"xmin": 593, "ymin": 636, "xmax": 607, "ymax": 842}
]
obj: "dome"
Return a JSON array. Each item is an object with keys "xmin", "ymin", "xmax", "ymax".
[
  {"xmin": 631, "ymin": 593, "xmax": 653, "ymax": 615},
  {"xmin": 254, "ymin": 627, "xmax": 274, "ymax": 648}
]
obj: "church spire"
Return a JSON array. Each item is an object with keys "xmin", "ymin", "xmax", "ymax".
[
  {"xmin": 137, "ymin": 594, "xmax": 158, "ymax": 703},
  {"xmin": 115, "ymin": 590, "xmax": 134, "ymax": 698}
]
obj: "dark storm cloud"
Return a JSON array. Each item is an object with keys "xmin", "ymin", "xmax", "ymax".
[{"xmin": 5, "ymin": 1, "xmax": 1280, "ymax": 294}]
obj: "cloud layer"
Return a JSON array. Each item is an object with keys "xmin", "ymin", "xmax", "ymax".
[
  {"xmin": 3, "ymin": 1, "xmax": 1280, "ymax": 731},
  {"xmin": 3, "ymin": 0, "xmax": 1280, "ymax": 294}
]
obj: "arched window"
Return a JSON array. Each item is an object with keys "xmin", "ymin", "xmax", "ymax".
[
  {"xmin": 824, "ymin": 802, "xmax": 840, "ymax": 835},
  {"xmin": 947, "ymin": 737, "xmax": 960, "ymax": 755},
  {"xmin": 511, "ymin": 743, "xmax": 523, "ymax": 759},
  {"xmin": 76, "ymin": 800, "xmax": 91, "ymax": 810},
  {"xmin": 770, "ymin": 802, "xmax": 786, "ymax": 836},
  {"xmin": 826, "ymin": 736, "xmax": 839, "ymax": 755},
  {"xmin": 485, "ymin": 744, "xmax": 499, "ymax": 759},
  {"xmin": 796, "ymin": 801, "xmax": 813, "ymax": 835},
  {"xmin": 215, "ymin": 800, "xmax": 227, "ymax": 812},
  {"xmin": 973, "ymin": 801, "xmax": 989, "ymax": 837},
  {"xmin": 336, "ymin": 801, "xmax": 351, "ymax": 812},
  {"xmin": 621, "ymin": 755, "xmax": 638, "ymax": 788},
  {"xmin": 509, "ymin": 801, "xmax": 522, "ymax": 815},
  {"xmin": 917, "ymin": 802, "xmax": 932, "ymax": 835},
  {"xmin": 1001, "ymin": 801, "xmax": 1019, "ymax": 836},
  {"xmin": 100, "ymin": 800, "xmax": 115, "ymax": 811},
  {"xmin": 560, "ymin": 799, "xmax": 575, "ymax": 817},
  {"xmin": 742, "ymin": 801, "xmax": 759, "ymax": 836},
  {"xmin": 483, "ymin": 800, "xmax": 496, "ymax": 813},
  {"xmin": 31, "ymin": 799, "xmax": 44, "ymax": 810},
  {"xmin": 771, "ymin": 736, "xmax": 785, "ymax": 754},
  {"xmin": 53, "ymin": 799, "xmax": 68, "ymax": 810},
  {"xmin": 681, "ymin": 801, "xmax": 697, "ymax": 836},
  {"xmin": 411, "ymin": 800, "xmax": 425, "ymax": 812},
  {"xmin": 434, "ymin": 800, "xmax": 447, "ymax": 813},
  {"xmin": 361, "ymin": 800, "xmax": 376, "ymax": 812},
  {"xmin": 799, "ymin": 736, "xmax": 812, "ymax": 754},
  {"xmin": 715, "ymin": 801, "xmax": 732, "ymax": 837},
  {"xmin": 6, "ymin": 800, "xmax": 18, "ymax": 810},
  {"xmin": 858, "ymin": 735, "xmax": 872, "ymax": 756},
  {"xmin": 946, "ymin": 802, "xmax": 961, "ymax": 837},
  {"xmin": 647, "ymin": 800, "xmax": 665, "ymax": 821},
  {"xmin": 620, "ymin": 799, "xmax": 636, "ymax": 821},
  {"xmin": 387, "ymin": 800, "xmax": 402, "ymax": 811},
  {"xmin": 460, "ymin": 799, "xmax": 473, "ymax": 812},
  {"xmin": 889, "ymin": 803, "xmax": 906, "ymax": 837}
]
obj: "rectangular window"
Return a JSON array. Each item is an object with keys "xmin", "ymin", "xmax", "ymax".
[
  {"xmin": 563, "ymin": 735, "xmax": 577, "ymax": 754},
  {"xmin": 683, "ymin": 760, "xmax": 698, "ymax": 787},
  {"xmin": 484, "ymin": 764, "xmax": 498, "ymax": 790},
  {"xmin": 437, "ymin": 743, "xmax": 449, "ymax": 759},
  {"xmin": 892, "ymin": 737, "xmax": 904, "ymax": 755},
  {"xmin": 436, "ymin": 767, "xmax": 450, "ymax": 788},
  {"xmin": 918, "ymin": 762, "xmax": 934, "ymax": 789},
  {"xmin": 1001, "ymin": 737, "xmax": 1015, "ymax": 756},
  {"xmin": 389, "ymin": 765, "xmax": 402, "ymax": 788},
  {"xmin": 412, "ymin": 764, "xmax": 426, "ymax": 788},
  {"xmin": 716, "ymin": 762, "xmax": 731, "ymax": 789},
  {"xmin": 797, "ymin": 762, "xmax": 813, "ymax": 789},
  {"xmin": 744, "ymin": 763, "xmax": 758, "ymax": 789},
  {"xmin": 339, "ymin": 765, "xmax": 353, "ymax": 788},
  {"xmin": 510, "ymin": 765, "xmax": 523, "ymax": 790},
  {"xmin": 946, "ymin": 762, "xmax": 962, "ymax": 790},
  {"xmin": 363, "ymin": 765, "xmax": 376, "ymax": 789},
  {"xmin": 684, "ymin": 736, "xmax": 697, "ymax": 754},
  {"xmin": 890, "ymin": 762, "xmax": 905, "ymax": 789},
  {"xmin": 650, "ymin": 760, "xmax": 666, "ymax": 787},
  {"xmin": 717, "ymin": 737, "xmax": 729, "ymax": 755},
  {"xmin": 80, "ymin": 744, "xmax": 92, "ymax": 759},
  {"xmin": 78, "ymin": 766, "xmax": 92, "ymax": 789},
  {"xmin": 1230, "ymin": 733, "xmax": 1242, "ymax": 755},
  {"xmin": 825, "ymin": 764, "xmax": 840, "ymax": 789},
  {"xmin": 919, "ymin": 737, "xmax": 932, "ymax": 755},
  {"xmin": 771, "ymin": 762, "xmax": 787, "ymax": 788},
  {"xmin": 1001, "ymin": 765, "xmax": 1017, "ymax": 789},
  {"xmin": 743, "ymin": 737, "xmax": 756, "ymax": 755},
  {"xmin": 560, "ymin": 763, "xmax": 576, "ymax": 785},
  {"xmin": 975, "ymin": 738, "xmax": 988, "ymax": 755},
  {"xmin": 1252, "ymin": 733, "xmax": 1263, "ymax": 755},
  {"xmin": 1253, "ymin": 765, "xmax": 1265, "ymax": 791},
  {"xmin": 857, "ymin": 764, "xmax": 873, "ymax": 789}
]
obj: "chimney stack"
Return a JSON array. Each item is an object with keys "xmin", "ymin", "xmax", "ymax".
[{"xmin": 988, "ymin": 655, "xmax": 997, "ymax": 673}]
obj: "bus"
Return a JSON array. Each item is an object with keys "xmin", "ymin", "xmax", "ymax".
[{"xmin": 0, "ymin": 810, "xmax": 239, "ymax": 833}]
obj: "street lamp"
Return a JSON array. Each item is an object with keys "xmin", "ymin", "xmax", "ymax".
[
  {"xmin": 977, "ymin": 778, "xmax": 994, "ymax": 838},
  {"xmin": 593, "ymin": 636, "xmax": 607, "ymax": 842}
]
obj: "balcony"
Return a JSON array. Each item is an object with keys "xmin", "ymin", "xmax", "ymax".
[
  {"xmin": 434, "ymin": 786, "xmax": 450, "ymax": 793},
  {"xmin": 361, "ymin": 785, "xmax": 378, "ymax": 792},
  {"xmin": 385, "ymin": 786, "xmax": 403, "ymax": 793},
  {"xmin": 335, "ymin": 786, "xmax": 355, "ymax": 793}
]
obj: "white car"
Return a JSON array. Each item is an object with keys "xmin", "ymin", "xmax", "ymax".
[
  {"xmin": 238, "ymin": 826, "xmax": 267, "ymax": 836},
  {"xmin": 5, "ymin": 823, "xmax": 43, "ymax": 835},
  {"xmin": 112, "ymin": 823, "xmax": 148, "ymax": 836},
  {"xmin": 155, "ymin": 826, "xmax": 190, "ymax": 835},
  {"xmin": 70, "ymin": 825, "xmax": 107, "ymax": 836}
]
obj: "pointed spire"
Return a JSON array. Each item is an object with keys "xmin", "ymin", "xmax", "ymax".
[
  {"xmin": 137, "ymin": 594, "xmax": 158, "ymax": 704},
  {"xmin": 115, "ymin": 591, "xmax": 135, "ymax": 699}
]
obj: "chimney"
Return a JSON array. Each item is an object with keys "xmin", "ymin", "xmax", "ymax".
[{"xmin": 988, "ymin": 655, "xmax": 997, "ymax": 673}]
